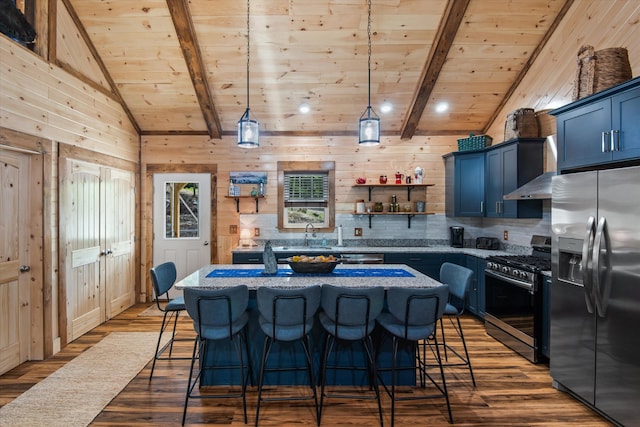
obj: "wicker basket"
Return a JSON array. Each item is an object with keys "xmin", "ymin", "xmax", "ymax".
[
  {"xmin": 504, "ymin": 108, "xmax": 539, "ymax": 140},
  {"xmin": 535, "ymin": 109, "xmax": 556, "ymax": 137},
  {"xmin": 457, "ymin": 133, "xmax": 492, "ymax": 151},
  {"xmin": 572, "ymin": 46, "xmax": 632, "ymax": 100}
]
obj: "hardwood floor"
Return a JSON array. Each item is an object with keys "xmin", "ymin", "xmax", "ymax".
[{"xmin": 1, "ymin": 304, "xmax": 613, "ymax": 426}]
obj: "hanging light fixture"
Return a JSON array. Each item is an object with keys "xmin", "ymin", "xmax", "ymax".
[
  {"xmin": 358, "ymin": 0, "xmax": 380, "ymax": 146},
  {"xmin": 237, "ymin": 0, "xmax": 259, "ymax": 148}
]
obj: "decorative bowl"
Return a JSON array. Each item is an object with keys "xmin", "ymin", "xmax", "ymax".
[
  {"xmin": 356, "ymin": 177, "xmax": 367, "ymax": 184},
  {"xmin": 285, "ymin": 256, "xmax": 340, "ymax": 274}
]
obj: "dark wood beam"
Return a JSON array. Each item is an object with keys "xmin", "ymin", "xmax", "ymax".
[
  {"xmin": 400, "ymin": 0, "xmax": 471, "ymax": 140},
  {"xmin": 482, "ymin": 0, "xmax": 575, "ymax": 134},
  {"xmin": 166, "ymin": 0, "xmax": 222, "ymax": 140},
  {"xmin": 59, "ymin": 0, "xmax": 141, "ymax": 134}
]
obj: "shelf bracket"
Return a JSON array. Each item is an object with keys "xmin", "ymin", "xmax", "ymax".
[
  {"xmin": 407, "ymin": 214, "xmax": 415, "ymax": 228},
  {"xmin": 231, "ymin": 197, "xmax": 260, "ymax": 213},
  {"xmin": 367, "ymin": 186, "xmax": 373, "ymax": 201},
  {"xmin": 368, "ymin": 214, "xmax": 373, "ymax": 228},
  {"xmin": 406, "ymin": 185, "xmax": 415, "ymax": 201}
]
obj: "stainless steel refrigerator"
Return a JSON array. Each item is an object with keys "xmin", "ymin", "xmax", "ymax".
[{"xmin": 551, "ymin": 165, "xmax": 640, "ymax": 426}]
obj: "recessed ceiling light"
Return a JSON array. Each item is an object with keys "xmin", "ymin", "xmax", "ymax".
[
  {"xmin": 380, "ymin": 102, "xmax": 393, "ymax": 114},
  {"xmin": 435, "ymin": 102, "xmax": 449, "ymax": 113},
  {"xmin": 298, "ymin": 103, "xmax": 311, "ymax": 114}
]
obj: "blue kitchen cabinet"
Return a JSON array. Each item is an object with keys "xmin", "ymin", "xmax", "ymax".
[
  {"xmin": 444, "ymin": 138, "xmax": 543, "ymax": 218},
  {"xmin": 552, "ymin": 77, "xmax": 640, "ymax": 172},
  {"xmin": 232, "ymin": 252, "xmax": 263, "ymax": 264},
  {"xmin": 384, "ymin": 253, "xmax": 445, "ymax": 279},
  {"xmin": 485, "ymin": 138, "xmax": 544, "ymax": 218},
  {"xmin": 461, "ymin": 256, "xmax": 486, "ymax": 318},
  {"xmin": 454, "ymin": 151, "xmax": 485, "ymax": 217}
]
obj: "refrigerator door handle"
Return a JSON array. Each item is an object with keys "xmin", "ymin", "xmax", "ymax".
[
  {"xmin": 582, "ymin": 216, "xmax": 596, "ymax": 313},
  {"xmin": 593, "ymin": 216, "xmax": 612, "ymax": 317}
]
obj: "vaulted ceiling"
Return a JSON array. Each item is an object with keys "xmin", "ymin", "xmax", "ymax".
[{"xmin": 61, "ymin": 0, "xmax": 572, "ymax": 139}]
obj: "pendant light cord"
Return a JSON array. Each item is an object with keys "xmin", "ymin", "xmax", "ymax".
[
  {"xmin": 246, "ymin": 0, "xmax": 251, "ymax": 111},
  {"xmin": 367, "ymin": 0, "xmax": 372, "ymax": 110}
]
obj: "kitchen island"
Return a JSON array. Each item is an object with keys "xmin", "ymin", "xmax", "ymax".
[{"xmin": 175, "ymin": 264, "xmax": 443, "ymax": 386}]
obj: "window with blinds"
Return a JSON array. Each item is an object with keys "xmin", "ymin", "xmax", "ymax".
[
  {"xmin": 284, "ymin": 173, "xmax": 329, "ymax": 203},
  {"xmin": 278, "ymin": 161, "xmax": 335, "ymax": 231}
]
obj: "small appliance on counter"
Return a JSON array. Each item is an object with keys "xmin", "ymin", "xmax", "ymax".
[
  {"xmin": 449, "ymin": 226, "xmax": 464, "ymax": 248},
  {"xmin": 476, "ymin": 237, "xmax": 500, "ymax": 250}
]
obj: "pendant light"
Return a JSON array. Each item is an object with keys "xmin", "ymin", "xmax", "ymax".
[
  {"xmin": 358, "ymin": 0, "xmax": 380, "ymax": 146},
  {"xmin": 237, "ymin": 0, "xmax": 259, "ymax": 148}
]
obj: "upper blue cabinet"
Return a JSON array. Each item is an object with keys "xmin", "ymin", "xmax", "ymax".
[
  {"xmin": 444, "ymin": 137, "xmax": 544, "ymax": 218},
  {"xmin": 551, "ymin": 77, "xmax": 640, "ymax": 172}
]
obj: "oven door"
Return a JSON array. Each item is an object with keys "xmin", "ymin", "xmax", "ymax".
[{"xmin": 484, "ymin": 269, "xmax": 542, "ymax": 363}]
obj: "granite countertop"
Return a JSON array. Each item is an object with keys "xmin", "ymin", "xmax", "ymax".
[
  {"xmin": 233, "ymin": 245, "xmax": 512, "ymax": 259},
  {"xmin": 175, "ymin": 264, "xmax": 443, "ymax": 291}
]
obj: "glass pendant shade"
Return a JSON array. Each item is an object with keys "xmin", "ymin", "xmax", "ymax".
[
  {"xmin": 237, "ymin": 108, "xmax": 259, "ymax": 148},
  {"xmin": 358, "ymin": 107, "xmax": 380, "ymax": 146}
]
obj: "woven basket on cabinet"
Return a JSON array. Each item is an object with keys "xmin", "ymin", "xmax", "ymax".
[
  {"xmin": 572, "ymin": 45, "xmax": 632, "ymax": 100},
  {"xmin": 504, "ymin": 108, "xmax": 539, "ymax": 140}
]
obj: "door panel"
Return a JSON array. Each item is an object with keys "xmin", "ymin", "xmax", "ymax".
[
  {"xmin": 594, "ymin": 166, "xmax": 640, "ymax": 425},
  {"xmin": 61, "ymin": 159, "xmax": 103, "ymax": 341},
  {"xmin": 153, "ymin": 173, "xmax": 211, "ymax": 293},
  {"xmin": 104, "ymin": 168, "xmax": 135, "ymax": 318},
  {"xmin": 0, "ymin": 150, "xmax": 31, "ymax": 374}
]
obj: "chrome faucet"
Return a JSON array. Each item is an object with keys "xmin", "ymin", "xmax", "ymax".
[{"xmin": 304, "ymin": 223, "xmax": 317, "ymax": 246}]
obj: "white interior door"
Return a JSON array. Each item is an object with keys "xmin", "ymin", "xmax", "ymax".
[
  {"xmin": 153, "ymin": 173, "xmax": 211, "ymax": 293},
  {"xmin": 0, "ymin": 149, "xmax": 31, "ymax": 375}
]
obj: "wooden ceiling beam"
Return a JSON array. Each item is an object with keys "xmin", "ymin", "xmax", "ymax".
[
  {"xmin": 482, "ymin": 0, "xmax": 575, "ymax": 134},
  {"xmin": 400, "ymin": 0, "xmax": 471, "ymax": 140},
  {"xmin": 166, "ymin": 0, "xmax": 222, "ymax": 140}
]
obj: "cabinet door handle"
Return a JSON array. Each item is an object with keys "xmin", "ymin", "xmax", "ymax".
[
  {"xmin": 612, "ymin": 129, "xmax": 620, "ymax": 151},
  {"xmin": 496, "ymin": 201, "xmax": 500, "ymax": 214},
  {"xmin": 610, "ymin": 129, "xmax": 616, "ymax": 152},
  {"xmin": 480, "ymin": 201, "xmax": 484, "ymax": 213},
  {"xmin": 601, "ymin": 131, "xmax": 610, "ymax": 152}
]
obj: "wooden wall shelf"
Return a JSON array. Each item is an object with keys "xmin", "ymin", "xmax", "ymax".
[{"xmin": 225, "ymin": 195, "xmax": 265, "ymax": 212}]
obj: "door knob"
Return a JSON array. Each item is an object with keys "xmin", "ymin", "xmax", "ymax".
[
  {"xmin": 203, "ymin": 241, "xmax": 209, "ymax": 246},
  {"xmin": 19, "ymin": 265, "xmax": 31, "ymax": 272}
]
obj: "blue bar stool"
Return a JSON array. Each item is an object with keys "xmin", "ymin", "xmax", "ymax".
[
  {"xmin": 149, "ymin": 261, "xmax": 191, "ymax": 380},
  {"xmin": 255, "ymin": 285, "xmax": 322, "ymax": 427},
  {"xmin": 376, "ymin": 285, "xmax": 452, "ymax": 426},
  {"xmin": 318, "ymin": 284, "xmax": 385, "ymax": 426},
  {"xmin": 438, "ymin": 262, "xmax": 476, "ymax": 386},
  {"xmin": 182, "ymin": 285, "xmax": 251, "ymax": 425}
]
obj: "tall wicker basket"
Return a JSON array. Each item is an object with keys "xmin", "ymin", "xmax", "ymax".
[
  {"xmin": 572, "ymin": 45, "xmax": 632, "ymax": 100},
  {"xmin": 504, "ymin": 108, "xmax": 539, "ymax": 140}
]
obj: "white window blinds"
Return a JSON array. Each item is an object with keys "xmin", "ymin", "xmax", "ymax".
[{"xmin": 284, "ymin": 173, "xmax": 329, "ymax": 203}]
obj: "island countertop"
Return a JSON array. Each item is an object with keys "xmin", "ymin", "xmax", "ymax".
[
  {"xmin": 231, "ymin": 245, "xmax": 514, "ymax": 258},
  {"xmin": 174, "ymin": 264, "xmax": 443, "ymax": 290}
]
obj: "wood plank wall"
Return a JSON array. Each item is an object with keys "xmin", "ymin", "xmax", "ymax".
[
  {"xmin": 0, "ymin": 35, "xmax": 139, "ymax": 162},
  {"xmin": 141, "ymin": 134, "xmax": 460, "ymax": 266},
  {"xmin": 484, "ymin": 0, "xmax": 640, "ymax": 142}
]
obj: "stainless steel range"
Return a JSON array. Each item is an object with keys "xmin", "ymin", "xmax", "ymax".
[{"xmin": 484, "ymin": 235, "xmax": 551, "ymax": 363}]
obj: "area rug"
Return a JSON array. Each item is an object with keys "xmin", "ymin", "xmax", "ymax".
[
  {"xmin": 137, "ymin": 304, "xmax": 165, "ymax": 316},
  {"xmin": 0, "ymin": 332, "xmax": 167, "ymax": 427}
]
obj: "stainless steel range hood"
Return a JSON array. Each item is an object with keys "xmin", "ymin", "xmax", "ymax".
[{"xmin": 503, "ymin": 171, "xmax": 556, "ymax": 200}]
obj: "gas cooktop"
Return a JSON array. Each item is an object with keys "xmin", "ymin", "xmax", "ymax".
[{"xmin": 487, "ymin": 255, "xmax": 551, "ymax": 272}]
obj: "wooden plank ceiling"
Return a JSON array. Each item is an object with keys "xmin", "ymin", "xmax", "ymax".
[{"xmin": 63, "ymin": 0, "xmax": 571, "ymax": 139}]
